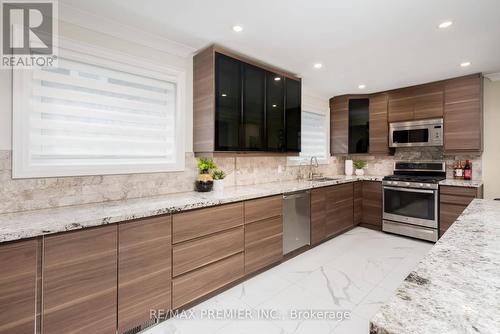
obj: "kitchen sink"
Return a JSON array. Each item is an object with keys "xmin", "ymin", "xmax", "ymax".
[{"xmin": 309, "ymin": 177, "xmax": 341, "ymax": 182}]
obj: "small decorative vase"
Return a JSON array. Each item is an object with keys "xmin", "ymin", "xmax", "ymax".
[
  {"xmin": 213, "ymin": 179, "xmax": 224, "ymax": 193},
  {"xmin": 195, "ymin": 170, "xmax": 213, "ymax": 192},
  {"xmin": 355, "ymin": 169, "xmax": 364, "ymax": 176},
  {"xmin": 345, "ymin": 160, "xmax": 353, "ymax": 176}
]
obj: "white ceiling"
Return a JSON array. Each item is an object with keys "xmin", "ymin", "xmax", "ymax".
[{"xmin": 60, "ymin": 0, "xmax": 500, "ymax": 98}]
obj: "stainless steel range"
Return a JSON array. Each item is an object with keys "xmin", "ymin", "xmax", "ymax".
[{"xmin": 382, "ymin": 161, "xmax": 446, "ymax": 242}]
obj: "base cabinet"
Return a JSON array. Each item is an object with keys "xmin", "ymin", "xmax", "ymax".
[
  {"xmin": 354, "ymin": 182, "xmax": 363, "ymax": 225},
  {"xmin": 0, "ymin": 239, "xmax": 38, "ymax": 334},
  {"xmin": 42, "ymin": 226, "xmax": 118, "ymax": 334},
  {"xmin": 244, "ymin": 196, "xmax": 283, "ymax": 274},
  {"xmin": 439, "ymin": 185, "xmax": 483, "ymax": 237},
  {"xmin": 361, "ymin": 181, "xmax": 383, "ymax": 229},
  {"xmin": 118, "ymin": 216, "xmax": 172, "ymax": 333}
]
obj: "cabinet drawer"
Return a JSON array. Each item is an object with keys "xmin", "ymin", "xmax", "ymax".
[
  {"xmin": 244, "ymin": 196, "xmax": 282, "ymax": 224},
  {"xmin": 172, "ymin": 202, "xmax": 243, "ymax": 244},
  {"xmin": 311, "ymin": 187, "xmax": 327, "ymax": 245},
  {"xmin": 173, "ymin": 227, "xmax": 244, "ymax": 277},
  {"xmin": 245, "ymin": 234, "xmax": 283, "ymax": 275},
  {"xmin": 172, "ymin": 253, "xmax": 244, "ymax": 308},
  {"xmin": 440, "ymin": 186, "xmax": 478, "ymax": 197},
  {"xmin": 440, "ymin": 194, "xmax": 475, "ymax": 206},
  {"xmin": 245, "ymin": 216, "xmax": 282, "ymax": 247}
]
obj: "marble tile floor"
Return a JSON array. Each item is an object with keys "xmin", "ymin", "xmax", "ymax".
[{"xmin": 143, "ymin": 227, "xmax": 433, "ymax": 334}]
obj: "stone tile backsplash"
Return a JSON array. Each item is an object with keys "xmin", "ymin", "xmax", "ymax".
[{"xmin": 0, "ymin": 147, "xmax": 482, "ymax": 214}]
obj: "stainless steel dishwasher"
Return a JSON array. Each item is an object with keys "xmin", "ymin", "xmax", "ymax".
[{"xmin": 283, "ymin": 191, "xmax": 311, "ymax": 255}]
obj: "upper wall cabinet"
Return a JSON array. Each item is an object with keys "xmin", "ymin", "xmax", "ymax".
[
  {"xmin": 193, "ymin": 45, "xmax": 301, "ymax": 156},
  {"xmin": 330, "ymin": 96, "xmax": 349, "ymax": 155},
  {"xmin": 388, "ymin": 82, "xmax": 444, "ymax": 123},
  {"xmin": 443, "ymin": 74, "xmax": 483, "ymax": 153},
  {"xmin": 369, "ymin": 94, "xmax": 390, "ymax": 154}
]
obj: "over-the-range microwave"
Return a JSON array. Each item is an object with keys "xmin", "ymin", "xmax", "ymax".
[{"xmin": 389, "ymin": 118, "xmax": 443, "ymax": 148}]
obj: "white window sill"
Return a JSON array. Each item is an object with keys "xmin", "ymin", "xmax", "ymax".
[{"xmin": 286, "ymin": 156, "xmax": 331, "ymax": 167}]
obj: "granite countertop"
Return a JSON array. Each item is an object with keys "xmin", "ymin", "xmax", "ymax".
[
  {"xmin": 438, "ymin": 179, "xmax": 483, "ymax": 188},
  {"xmin": 0, "ymin": 175, "xmax": 383, "ymax": 243},
  {"xmin": 370, "ymin": 199, "xmax": 500, "ymax": 334}
]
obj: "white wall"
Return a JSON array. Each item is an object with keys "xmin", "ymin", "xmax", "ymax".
[
  {"xmin": 483, "ymin": 78, "xmax": 500, "ymax": 200},
  {"xmin": 0, "ymin": 20, "xmax": 194, "ymax": 152}
]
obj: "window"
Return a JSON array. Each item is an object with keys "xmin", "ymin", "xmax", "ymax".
[
  {"xmin": 288, "ymin": 109, "xmax": 329, "ymax": 165},
  {"xmin": 13, "ymin": 41, "xmax": 185, "ymax": 178}
]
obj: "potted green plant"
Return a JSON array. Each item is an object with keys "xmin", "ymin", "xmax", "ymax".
[
  {"xmin": 353, "ymin": 160, "xmax": 367, "ymax": 176},
  {"xmin": 195, "ymin": 158, "xmax": 216, "ymax": 192},
  {"xmin": 212, "ymin": 169, "xmax": 226, "ymax": 193}
]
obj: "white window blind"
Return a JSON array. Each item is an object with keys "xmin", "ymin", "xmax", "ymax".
[
  {"xmin": 300, "ymin": 111, "xmax": 328, "ymax": 159},
  {"xmin": 13, "ymin": 44, "xmax": 185, "ymax": 178}
]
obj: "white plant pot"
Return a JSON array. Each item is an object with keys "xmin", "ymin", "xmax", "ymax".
[
  {"xmin": 345, "ymin": 160, "xmax": 353, "ymax": 176},
  {"xmin": 213, "ymin": 179, "xmax": 224, "ymax": 193},
  {"xmin": 355, "ymin": 169, "xmax": 364, "ymax": 176}
]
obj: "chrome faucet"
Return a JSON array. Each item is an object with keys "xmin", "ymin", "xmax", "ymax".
[{"xmin": 308, "ymin": 156, "xmax": 320, "ymax": 180}]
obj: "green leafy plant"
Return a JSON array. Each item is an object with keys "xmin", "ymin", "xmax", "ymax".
[
  {"xmin": 197, "ymin": 158, "xmax": 216, "ymax": 173},
  {"xmin": 353, "ymin": 160, "xmax": 367, "ymax": 170},
  {"xmin": 212, "ymin": 169, "xmax": 226, "ymax": 180}
]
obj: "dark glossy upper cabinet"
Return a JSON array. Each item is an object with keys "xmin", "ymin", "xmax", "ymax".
[
  {"xmin": 215, "ymin": 54, "xmax": 241, "ymax": 151},
  {"xmin": 193, "ymin": 46, "xmax": 301, "ymax": 155},
  {"xmin": 242, "ymin": 64, "xmax": 266, "ymax": 150},
  {"xmin": 348, "ymin": 99, "xmax": 369, "ymax": 154},
  {"xmin": 266, "ymin": 73, "xmax": 285, "ymax": 151},
  {"xmin": 285, "ymin": 78, "xmax": 301, "ymax": 152}
]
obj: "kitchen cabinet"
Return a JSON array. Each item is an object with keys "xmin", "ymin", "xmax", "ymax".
[
  {"xmin": 349, "ymin": 98, "xmax": 370, "ymax": 154},
  {"xmin": 193, "ymin": 45, "xmax": 302, "ymax": 156},
  {"xmin": 369, "ymin": 94, "xmax": 389, "ymax": 154},
  {"xmin": 0, "ymin": 239, "xmax": 38, "ymax": 334},
  {"xmin": 361, "ymin": 181, "xmax": 383, "ymax": 229},
  {"xmin": 311, "ymin": 183, "xmax": 354, "ymax": 244},
  {"xmin": 388, "ymin": 83, "xmax": 444, "ymax": 123},
  {"xmin": 244, "ymin": 196, "xmax": 283, "ymax": 274},
  {"xmin": 354, "ymin": 182, "xmax": 363, "ymax": 225},
  {"xmin": 266, "ymin": 73, "xmax": 285, "ymax": 151},
  {"xmin": 172, "ymin": 203, "xmax": 244, "ymax": 308},
  {"xmin": 118, "ymin": 216, "xmax": 171, "ymax": 333},
  {"xmin": 330, "ymin": 96, "xmax": 349, "ymax": 155},
  {"xmin": 444, "ymin": 74, "xmax": 483, "ymax": 153},
  {"xmin": 42, "ymin": 226, "xmax": 117, "ymax": 334},
  {"xmin": 439, "ymin": 185, "xmax": 483, "ymax": 237}
]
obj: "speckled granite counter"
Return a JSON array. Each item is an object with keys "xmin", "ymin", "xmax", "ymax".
[
  {"xmin": 439, "ymin": 179, "xmax": 483, "ymax": 188},
  {"xmin": 370, "ymin": 199, "xmax": 500, "ymax": 334},
  {"xmin": 0, "ymin": 175, "xmax": 383, "ymax": 243}
]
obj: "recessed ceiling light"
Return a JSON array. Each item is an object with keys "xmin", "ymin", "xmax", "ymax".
[
  {"xmin": 274, "ymin": 77, "xmax": 281, "ymax": 81},
  {"xmin": 438, "ymin": 21, "xmax": 453, "ymax": 29},
  {"xmin": 460, "ymin": 61, "xmax": 471, "ymax": 67},
  {"xmin": 232, "ymin": 25, "xmax": 243, "ymax": 32},
  {"xmin": 313, "ymin": 63, "xmax": 323, "ymax": 69},
  {"xmin": 358, "ymin": 84, "xmax": 366, "ymax": 89}
]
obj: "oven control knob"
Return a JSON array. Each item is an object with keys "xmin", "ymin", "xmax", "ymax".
[
  {"xmin": 419, "ymin": 183, "xmax": 424, "ymax": 187},
  {"xmin": 404, "ymin": 182, "xmax": 410, "ymax": 186},
  {"xmin": 426, "ymin": 184, "xmax": 432, "ymax": 188}
]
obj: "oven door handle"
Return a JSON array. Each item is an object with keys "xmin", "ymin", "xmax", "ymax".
[{"xmin": 383, "ymin": 186, "xmax": 435, "ymax": 194}]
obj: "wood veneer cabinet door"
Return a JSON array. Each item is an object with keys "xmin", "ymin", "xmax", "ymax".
[
  {"xmin": 326, "ymin": 183, "xmax": 354, "ymax": 236},
  {"xmin": 118, "ymin": 216, "xmax": 172, "ymax": 333},
  {"xmin": 0, "ymin": 239, "xmax": 38, "ymax": 334},
  {"xmin": 330, "ymin": 96, "xmax": 349, "ymax": 155},
  {"xmin": 444, "ymin": 74, "xmax": 483, "ymax": 153},
  {"xmin": 244, "ymin": 216, "xmax": 283, "ymax": 274},
  {"xmin": 42, "ymin": 226, "xmax": 117, "ymax": 334},
  {"xmin": 413, "ymin": 83, "xmax": 444, "ymax": 120},
  {"xmin": 439, "ymin": 185, "xmax": 482, "ymax": 237},
  {"xmin": 361, "ymin": 181, "xmax": 382, "ymax": 228},
  {"xmin": 311, "ymin": 187, "xmax": 327, "ymax": 245},
  {"xmin": 369, "ymin": 94, "xmax": 389, "ymax": 154},
  {"xmin": 244, "ymin": 195, "xmax": 283, "ymax": 224},
  {"xmin": 354, "ymin": 182, "xmax": 363, "ymax": 225},
  {"xmin": 388, "ymin": 88, "xmax": 415, "ymax": 122}
]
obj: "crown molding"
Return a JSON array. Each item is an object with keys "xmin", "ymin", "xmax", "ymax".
[
  {"xmin": 485, "ymin": 72, "xmax": 500, "ymax": 81},
  {"xmin": 59, "ymin": 3, "xmax": 197, "ymax": 58}
]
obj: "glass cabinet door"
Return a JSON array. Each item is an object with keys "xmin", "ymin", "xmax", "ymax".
[
  {"xmin": 266, "ymin": 72, "xmax": 285, "ymax": 151},
  {"xmin": 242, "ymin": 63, "xmax": 265, "ymax": 150},
  {"xmin": 215, "ymin": 53, "xmax": 241, "ymax": 151},
  {"xmin": 285, "ymin": 78, "xmax": 301, "ymax": 152}
]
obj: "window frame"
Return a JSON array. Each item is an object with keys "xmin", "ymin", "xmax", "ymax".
[
  {"xmin": 287, "ymin": 105, "xmax": 331, "ymax": 166},
  {"xmin": 12, "ymin": 38, "xmax": 186, "ymax": 178}
]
